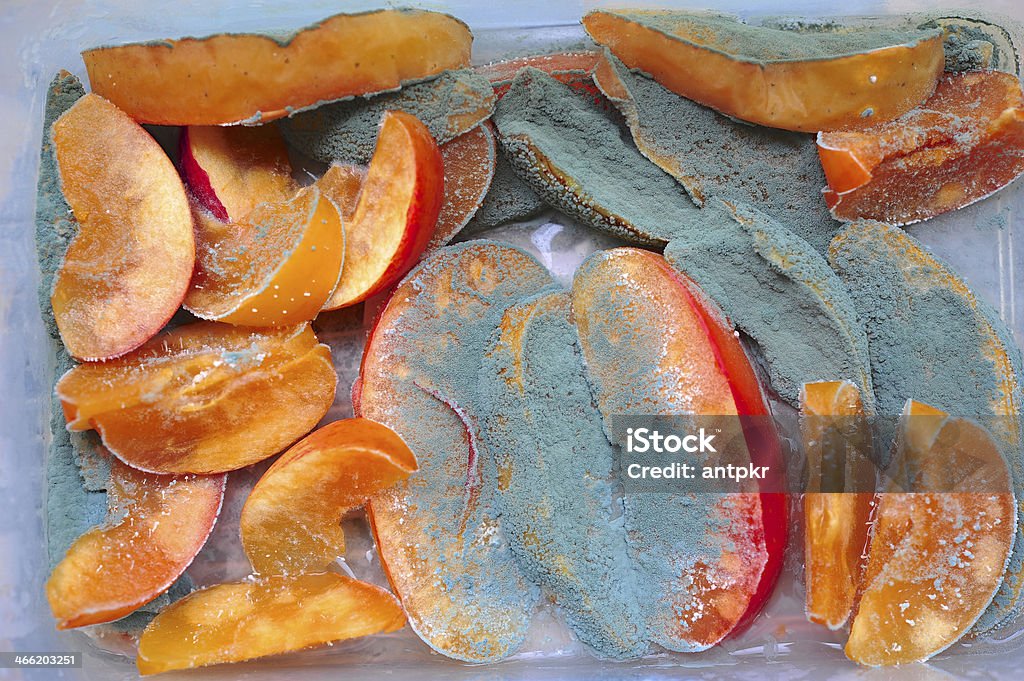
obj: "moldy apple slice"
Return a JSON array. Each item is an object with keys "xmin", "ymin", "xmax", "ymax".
[
  {"xmin": 800, "ymin": 380, "xmax": 875, "ymax": 630},
  {"xmin": 428, "ymin": 123, "xmax": 497, "ymax": 249},
  {"xmin": 479, "ymin": 51, "xmax": 602, "ymax": 101},
  {"xmin": 185, "ymin": 185, "xmax": 344, "ymax": 326},
  {"xmin": 847, "ymin": 401, "xmax": 1016, "ymax": 666},
  {"xmin": 83, "ymin": 9, "xmax": 472, "ymax": 125},
  {"xmin": 180, "ymin": 124, "xmax": 297, "ymax": 222},
  {"xmin": 46, "ymin": 459, "xmax": 225, "ymax": 629},
  {"xmin": 136, "ymin": 572, "xmax": 406, "ymax": 675},
  {"xmin": 819, "ymin": 70, "xmax": 1024, "ymax": 225},
  {"xmin": 829, "ymin": 220, "xmax": 1024, "ymax": 632},
  {"xmin": 240, "ymin": 418, "xmax": 417, "ymax": 576},
  {"xmin": 323, "ymin": 111, "xmax": 444, "ymax": 310},
  {"xmin": 358, "ymin": 241, "xmax": 554, "ymax": 662},
  {"xmin": 50, "ymin": 93, "xmax": 194, "ymax": 361},
  {"xmin": 479, "ymin": 290, "xmax": 646, "ymax": 658},
  {"xmin": 56, "ymin": 322, "xmax": 337, "ymax": 475},
  {"xmin": 583, "ymin": 9, "xmax": 943, "ymax": 132}
]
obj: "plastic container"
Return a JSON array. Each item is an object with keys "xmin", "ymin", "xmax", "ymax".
[{"xmin": 3, "ymin": 1, "xmax": 1024, "ymax": 679}]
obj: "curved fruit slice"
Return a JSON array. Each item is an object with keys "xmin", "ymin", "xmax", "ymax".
[
  {"xmin": 83, "ymin": 9, "xmax": 472, "ymax": 125},
  {"xmin": 240, "ymin": 418, "xmax": 417, "ymax": 576},
  {"xmin": 185, "ymin": 186, "xmax": 344, "ymax": 326},
  {"xmin": 46, "ymin": 459, "xmax": 224, "ymax": 629},
  {"xmin": 428, "ymin": 123, "xmax": 497, "ymax": 249},
  {"xmin": 180, "ymin": 124, "xmax": 296, "ymax": 222},
  {"xmin": 316, "ymin": 163, "xmax": 365, "ymax": 219},
  {"xmin": 56, "ymin": 322, "xmax": 337, "ymax": 474},
  {"xmin": 583, "ymin": 9, "xmax": 943, "ymax": 132},
  {"xmin": 926, "ymin": 16, "xmax": 1018, "ymax": 74},
  {"xmin": 493, "ymin": 67, "xmax": 705, "ymax": 245},
  {"xmin": 846, "ymin": 401, "xmax": 1016, "ymax": 666},
  {"xmin": 136, "ymin": 572, "xmax": 405, "ymax": 675},
  {"xmin": 664, "ymin": 201, "xmax": 873, "ymax": 408},
  {"xmin": 828, "ymin": 220, "xmax": 1024, "ymax": 631},
  {"xmin": 819, "ymin": 70, "xmax": 1024, "ymax": 225},
  {"xmin": 572, "ymin": 247, "xmax": 784, "ymax": 650},
  {"xmin": 50, "ymin": 93, "xmax": 194, "ymax": 361},
  {"xmin": 479, "ymin": 51, "xmax": 601, "ymax": 101},
  {"xmin": 282, "ymin": 69, "xmax": 495, "ymax": 165},
  {"xmin": 594, "ymin": 51, "xmax": 838, "ymax": 253},
  {"xmin": 800, "ymin": 381, "xmax": 875, "ymax": 630},
  {"xmin": 324, "ymin": 111, "xmax": 444, "ymax": 310},
  {"xmin": 359, "ymin": 241, "xmax": 553, "ymax": 662},
  {"xmin": 479, "ymin": 291, "xmax": 646, "ymax": 658}
]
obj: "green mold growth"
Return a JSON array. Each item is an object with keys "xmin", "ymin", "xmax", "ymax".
[
  {"xmin": 478, "ymin": 290, "xmax": 647, "ymax": 659},
  {"xmin": 594, "ymin": 53, "xmax": 840, "ymax": 253},
  {"xmin": 664, "ymin": 200, "xmax": 873, "ymax": 409},
  {"xmin": 922, "ymin": 15, "xmax": 1019, "ymax": 74},
  {"xmin": 492, "ymin": 67, "xmax": 706, "ymax": 246},
  {"xmin": 463, "ymin": 150, "xmax": 546, "ymax": 233},
  {"xmin": 280, "ymin": 69, "xmax": 495, "ymax": 165},
  {"xmin": 35, "ymin": 71, "xmax": 83, "ymax": 340},
  {"xmin": 828, "ymin": 220, "xmax": 1024, "ymax": 633}
]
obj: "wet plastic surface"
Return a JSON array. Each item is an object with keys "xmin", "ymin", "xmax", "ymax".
[{"xmin": 3, "ymin": 1, "xmax": 1024, "ymax": 679}]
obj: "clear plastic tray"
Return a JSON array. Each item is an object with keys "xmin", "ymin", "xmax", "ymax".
[{"xmin": 3, "ymin": 1, "xmax": 1024, "ymax": 679}]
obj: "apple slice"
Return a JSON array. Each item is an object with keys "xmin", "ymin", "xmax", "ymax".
[
  {"xmin": 479, "ymin": 51, "xmax": 602, "ymax": 101},
  {"xmin": 83, "ymin": 9, "xmax": 472, "ymax": 125},
  {"xmin": 428, "ymin": 123, "xmax": 497, "ymax": 249},
  {"xmin": 359, "ymin": 241, "xmax": 554, "ymax": 662},
  {"xmin": 800, "ymin": 380, "xmax": 875, "ymax": 630},
  {"xmin": 571, "ymin": 247, "xmax": 785, "ymax": 650},
  {"xmin": 46, "ymin": 459, "xmax": 224, "ymax": 629},
  {"xmin": 50, "ymin": 93, "xmax": 194, "ymax": 361},
  {"xmin": 819, "ymin": 70, "xmax": 1024, "ymax": 225},
  {"xmin": 179, "ymin": 124, "xmax": 297, "ymax": 222},
  {"xmin": 583, "ymin": 9, "xmax": 943, "ymax": 132},
  {"xmin": 56, "ymin": 322, "xmax": 337, "ymax": 474},
  {"xmin": 136, "ymin": 572, "xmax": 406, "ymax": 675},
  {"xmin": 240, "ymin": 418, "xmax": 417, "ymax": 576},
  {"xmin": 323, "ymin": 111, "xmax": 444, "ymax": 310},
  {"xmin": 846, "ymin": 401, "xmax": 1016, "ymax": 666},
  {"xmin": 316, "ymin": 163, "xmax": 365, "ymax": 222},
  {"xmin": 184, "ymin": 185, "xmax": 344, "ymax": 326}
]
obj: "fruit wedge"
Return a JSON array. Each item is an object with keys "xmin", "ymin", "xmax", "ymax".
[
  {"xmin": 240, "ymin": 418, "xmax": 417, "ymax": 576},
  {"xmin": 316, "ymin": 163, "xmax": 365, "ymax": 221},
  {"xmin": 358, "ymin": 241, "xmax": 554, "ymax": 662},
  {"xmin": 185, "ymin": 185, "xmax": 345, "ymax": 326},
  {"xmin": 323, "ymin": 111, "xmax": 444, "ymax": 310},
  {"xmin": 83, "ymin": 9, "xmax": 472, "ymax": 125},
  {"xmin": 478, "ymin": 290, "xmax": 646, "ymax": 658},
  {"xmin": 46, "ymin": 459, "xmax": 225, "ymax": 629},
  {"xmin": 493, "ymin": 67, "xmax": 705, "ymax": 245},
  {"xmin": 50, "ymin": 93, "xmax": 194, "ymax": 361},
  {"xmin": 800, "ymin": 380, "xmax": 875, "ymax": 630},
  {"xmin": 572, "ymin": 247, "xmax": 785, "ymax": 650},
  {"xmin": 479, "ymin": 51, "xmax": 601, "ymax": 101},
  {"xmin": 846, "ymin": 401, "xmax": 1016, "ymax": 666},
  {"xmin": 180, "ymin": 124, "xmax": 297, "ymax": 222},
  {"xmin": 281, "ymin": 68, "xmax": 495, "ymax": 165},
  {"xmin": 819, "ymin": 70, "xmax": 1024, "ymax": 225},
  {"xmin": 428, "ymin": 123, "xmax": 497, "ymax": 249},
  {"xmin": 56, "ymin": 322, "xmax": 337, "ymax": 474},
  {"xmin": 593, "ymin": 51, "xmax": 839, "ymax": 253},
  {"xmin": 136, "ymin": 572, "xmax": 406, "ymax": 675},
  {"xmin": 663, "ymin": 201, "xmax": 873, "ymax": 408},
  {"xmin": 829, "ymin": 220, "xmax": 1024, "ymax": 632},
  {"xmin": 583, "ymin": 9, "xmax": 943, "ymax": 132}
]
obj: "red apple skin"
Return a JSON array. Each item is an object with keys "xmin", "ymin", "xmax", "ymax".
[{"xmin": 179, "ymin": 127, "xmax": 228, "ymax": 220}]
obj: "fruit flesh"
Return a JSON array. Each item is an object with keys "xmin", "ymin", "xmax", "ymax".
[
  {"xmin": 428, "ymin": 123, "xmax": 497, "ymax": 249},
  {"xmin": 136, "ymin": 572, "xmax": 406, "ymax": 675},
  {"xmin": 819, "ymin": 70, "xmax": 1024, "ymax": 225},
  {"xmin": 56, "ymin": 322, "xmax": 337, "ymax": 474},
  {"xmin": 50, "ymin": 94, "xmax": 194, "ymax": 361},
  {"xmin": 359, "ymin": 241, "xmax": 553, "ymax": 662},
  {"xmin": 479, "ymin": 51, "xmax": 602, "ymax": 100},
  {"xmin": 324, "ymin": 111, "xmax": 444, "ymax": 310},
  {"xmin": 800, "ymin": 380, "xmax": 875, "ymax": 630},
  {"xmin": 180, "ymin": 124, "xmax": 297, "ymax": 221},
  {"xmin": 316, "ymin": 163, "xmax": 365, "ymax": 222},
  {"xmin": 583, "ymin": 10, "xmax": 943, "ymax": 132},
  {"xmin": 46, "ymin": 459, "xmax": 225, "ymax": 629},
  {"xmin": 846, "ymin": 401, "xmax": 1016, "ymax": 666},
  {"xmin": 83, "ymin": 9, "xmax": 473, "ymax": 125},
  {"xmin": 185, "ymin": 185, "xmax": 345, "ymax": 326},
  {"xmin": 240, "ymin": 418, "xmax": 417, "ymax": 576}
]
